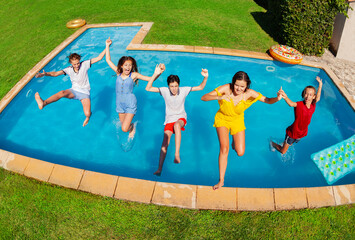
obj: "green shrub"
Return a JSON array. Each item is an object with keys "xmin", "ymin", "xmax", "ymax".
[{"xmin": 268, "ymin": 0, "xmax": 349, "ymax": 56}]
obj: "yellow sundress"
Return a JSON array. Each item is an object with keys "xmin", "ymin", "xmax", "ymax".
[{"xmin": 213, "ymin": 88, "xmax": 262, "ymax": 135}]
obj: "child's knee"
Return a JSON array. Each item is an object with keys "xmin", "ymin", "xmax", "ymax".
[
  {"xmin": 220, "ymin": 146, "xmax": 229, "ymax": 155},
  {"xmin": 84, "ymin": 111, "xmax": 91, "ymax": 118},
  {"xmin": 121, "ymin": 125, "xmax": 130, "ymax": 132},
  {"xmin": 173, "ymin": 122, "xmax": 181, "ymax": 131},
  {"xmin": 236, "ymin": 149, "xmax": 245, "ymax": 156}
]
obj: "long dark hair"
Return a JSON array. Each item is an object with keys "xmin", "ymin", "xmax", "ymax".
[
  {"xmin": 117, "ymin": 56, "xmax": 139, "ymax": 84},
  {"xmin": 230, "ymin": 71, "xmax": 251, "ymax": 92}
]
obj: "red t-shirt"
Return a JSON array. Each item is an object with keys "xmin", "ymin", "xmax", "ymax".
[{"xmin": 286, "ymin": 101, "xmax": 316, "ymax": 139}]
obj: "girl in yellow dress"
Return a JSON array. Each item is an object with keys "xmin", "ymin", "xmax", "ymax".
[{"xmin": 201, "ymin": 71, "xmax": 282, "ymax": 190}]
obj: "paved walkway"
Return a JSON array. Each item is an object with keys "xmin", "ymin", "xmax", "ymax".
[{"xmin": 304, "ymin": 49, "xmax": 355, "ymax": 98}]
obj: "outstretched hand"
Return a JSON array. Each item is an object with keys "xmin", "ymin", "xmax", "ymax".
[
  {"xmin": 154, "ymin": 63, "xmax": 166, "ymax": 75},
  {"xmin": 316, "ymin": 76, "xmax": 323, "ymax": 85},
  {"xmin": 277, "ymin": 87, "xmax": 283, "ymax": 100},
  {"xmin": 201, "ymin": 68, "xmax": 208, "ymax": 78},
  {"xmin": 35, "ymin": 70, "xmax": 46, "ymax": 78},
  {"xmin": 106, "ymin": 37, "xmax": 112, "ymax": 47},
  {"xmin": 278, "ymin": 86, "xmax": 287, "ymax": 99}
]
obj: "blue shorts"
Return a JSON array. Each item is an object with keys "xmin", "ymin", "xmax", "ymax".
[
  {"xmin": 116, "ymin": 94, "xmax": 137, "ymax": 114},
  {"xmin": 285, "ymin": 134, "xmax": 300, "ymax": 145},
  {"xmin": 69, "ymin": 89, "xmax": 90, "ymax": 101}
]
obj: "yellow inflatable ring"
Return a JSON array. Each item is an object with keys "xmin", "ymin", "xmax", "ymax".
[
  {"xmin": 66, "ymin": 19, "xmax": 86, "ymax": 29},
  {"xmin": 269, "ymin": 44, "xmax": 303, "ymax": 64}
]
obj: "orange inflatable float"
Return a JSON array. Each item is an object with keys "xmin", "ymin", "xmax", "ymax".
[
  {"xmin": 66, "ymin": 19, "xmax": 86, "ymax": 29},
  {"xmin": 269, "ymin": 45, "xmax": 303, "ymax": 64}
]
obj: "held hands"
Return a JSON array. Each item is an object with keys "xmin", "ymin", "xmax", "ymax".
[
  {"xmin": 201, "ymin": 68, "xmax": 208, "ymax": 78},
  {"xmin": 277, "ymin": 86, "xmax": 287, "ymax": 99},
  {"xmin": 277, "ymin": 87, "xmax": 283, "ymax": 100},
  {"xmin": 35, "ymin": 70, "xmax": 46, "ymax": 78},
  {"xmin": 106, "ymin": 37, "xmax": 112, "ymax": 47}
]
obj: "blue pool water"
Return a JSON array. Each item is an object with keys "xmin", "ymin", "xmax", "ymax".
[{"xmin": 1, "ymin": 26, "xmax": 354, "ymax": 188}]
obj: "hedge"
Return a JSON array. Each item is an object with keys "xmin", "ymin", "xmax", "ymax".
[{"xmin": 267, "ymin": 0, "xmax": 349, "ymax": 56}]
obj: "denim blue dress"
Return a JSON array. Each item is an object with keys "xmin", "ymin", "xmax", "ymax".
[{"xmin": 116, "ymin": 73, "xmax": 137, "ymax": 114}]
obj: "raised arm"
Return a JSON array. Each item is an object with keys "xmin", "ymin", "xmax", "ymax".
[
  {"xmin": 145, "ymin": 64, "xmax": 165, "ymax": 93},
  {"xmin": 35, "ymin": 70, "xmax": 65, "ymax": 78},
  {"xmin": 90, "ymin": 48, "xmax": 106, "ymax": 65},
  {"xmin": 191, "ymin": 69, "xmax": 208, "ymax": 92},
  {"xmin": 105, "ymin": 37, "xmax": 118, "ymax": 72},
  {"xmin": 315, "ymin": 76, "xmax": 323, "ymax": 103},
  {"xmin": 279, "ymin": 87, "xmax": 297, "ymax": 107}
]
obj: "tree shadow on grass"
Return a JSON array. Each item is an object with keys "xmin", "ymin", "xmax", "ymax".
[
  {"xmin": 254, "ymin": 0, "xmax": 268, "ymax": 10},
  {"xmin": 250, "ymin": 11, "xmax": 282, "ymax": 44}
]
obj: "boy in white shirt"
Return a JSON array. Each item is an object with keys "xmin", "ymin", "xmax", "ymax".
[
  {"xmin": 35, "ymin": 50, "xmax": 105, "ymax": 127},
  {"xmin": 146, "ymin": 64, "xmax": 208, "ymax": 175}
]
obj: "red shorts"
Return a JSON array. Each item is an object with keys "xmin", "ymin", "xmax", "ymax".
[{"xmin": 164, "ymin": 118, "xmax": 187, "ymax": 133}]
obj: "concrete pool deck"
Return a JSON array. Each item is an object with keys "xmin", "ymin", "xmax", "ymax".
[{"xmin": 0, "ymin": 22, "xmax": 354, "ymax": 211}]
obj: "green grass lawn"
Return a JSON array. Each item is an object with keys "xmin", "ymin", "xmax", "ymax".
[
  {"xmin": 1, "ymin": 168, "xmax": 354, "ymax": 239},
  {"xmin": 0, "ymin": 0, "xmax": 354, "ymax": 239}
]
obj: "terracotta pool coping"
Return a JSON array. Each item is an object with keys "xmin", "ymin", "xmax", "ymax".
[{"xmin": 0, "ymin": 22, "xmax": 354, "ymax": 211}]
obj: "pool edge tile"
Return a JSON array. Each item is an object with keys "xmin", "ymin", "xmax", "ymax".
[
  {"xmin": 213, "ymin": 47, "xmax": 272, "ymax": 60},
  {"xmin": 274, "ymin": 188, "xmax": 308, "ymax": 210},
  {"xmin": 196, "ymin": 186, "xmax": 237, "ymax": 210},
  {"xmin": 152, "ymin": 182, "xmax": 197, "ymax": 209},
  {"xmin": 24, "ymin": 158, "xmax": 55, "ymax": 182},
  {"xmin": 305, "ymin": 186, "xmax": 336, "ymax": 208},
  {"xmin": 48, "ymin": 164, "xmax": 84, "ymax": 189},
  {"xmin": 333, "ymin": 184, "xmax": 355, "ymax": 205},
  {"xmin": 3, "ymin": 152, "xmax": 31, "ymax": 175},
  {"xmin": 237, "ymin": 188, "xmax": 275, "ymax": 211},
  {"xmin": 194, "ymin": 46, "xmax": 213, "ymax": 54},
  {"xmin": 79, "ymin": 170, "xmax": 118, "ymax": 197},
  {"xmin": 0, "ymin": 149, "xmax": 10, "ymax": 168},
  {"xmin": 114, "ymin": 177, "xmax": 155, "ymax": 204}
]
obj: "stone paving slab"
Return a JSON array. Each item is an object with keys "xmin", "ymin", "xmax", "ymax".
[
  {"xmin": 305, "ymin": 186, "xmax": 336, "ymax": 208},
  {"xmin": 333, "ymin": 184, "xmax": 355, "ymax": 205},
  {"xmin": 79, "ymin": 171, "xmax": 118, "ymax": 197},
  {"xmin": 48, "ymin": 164, "xmax": 84, "ymax": 189},
  {"xmin": 114, "ymin": 177, "xmax": 155, "ymax": 204},
  {"xmin": 194, "ymin": 46, "xmax": 213, "ymax": 54},
  {"xmin": 0, "ymin": 149, "xmax": 9, "ymax": 167},
  {"xmin": 274, "ymin": 188, "xmax": 308, "ymax": 210},
  {"xmin": 196, "ymin": 186, "xmax": 236, "ymax": 210},
  {"xmin": 152, "ymin": 182, "xmax": 197, "ymax": 209},
  {"xmin": 237, "ymin": 188, "xmax": 275, "ymax": 211},
  {"xmin": 4, "ymin": 152, "xmax": 31, "ymax": 175},
  {"xmin": 24, "ymin": 158, "xmax": 54, "ymax": 182}
]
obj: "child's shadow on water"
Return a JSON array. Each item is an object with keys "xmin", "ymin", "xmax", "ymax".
[{"xmin": 93, "ymin": 86, "xmax": 114, "ymax": 127}]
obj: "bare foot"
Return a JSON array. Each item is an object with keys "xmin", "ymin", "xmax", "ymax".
[
  {"xmin": 174, "ymin": 155, "xmax": 181, "ymax": 164},
  {"xmin": 154, "ymin": 169, "xmax": 162, "ymax": 176},
  {"xmin": 128, "ymin": 122, "xmax": 136, "ymax": 139},
  {"xmin": 35, "ymin": 92, "xmax": 44, "ymax": 110},
  {"xmin": 213, "ymin": 181, "xmax": 224, "ymax": 190},
  {"xmin": 83, "ymin": 117, "xmax": 90, "ymax": 127}
]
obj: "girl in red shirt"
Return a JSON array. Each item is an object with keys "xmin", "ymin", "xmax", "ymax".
[{"xmin": 272, "ymin": 76, "xmax": 323, "ymax": 154}]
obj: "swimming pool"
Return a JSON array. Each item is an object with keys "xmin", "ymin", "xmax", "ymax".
[{"xmin": 0, "ymin": 26, "xmax": 354, "ymax": 188}]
